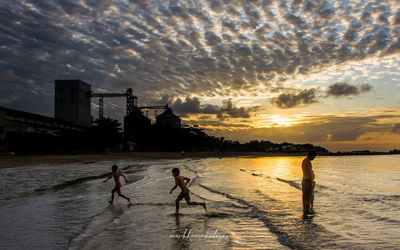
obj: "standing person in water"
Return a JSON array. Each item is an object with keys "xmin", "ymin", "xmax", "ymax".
[
  {"xmin": 170, "ymin": 168, "xmax": 207, "ymax": 214},
  {"xmin": 104, "ymin": 165, "xmax": 132, "ymax": 205},
  {"xmin": 302, "ymin": 150, "xmax": 317, "ymax": 215}
]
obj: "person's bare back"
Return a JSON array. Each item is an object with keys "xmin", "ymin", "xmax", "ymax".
[{"xmin": 175, "ymin": 175, "xmax": 189, "ymax": 192}]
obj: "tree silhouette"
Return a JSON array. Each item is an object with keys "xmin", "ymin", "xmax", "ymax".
[{"xmin": 87, "ymin": 117, "xmax": 122, "ymax": 150}]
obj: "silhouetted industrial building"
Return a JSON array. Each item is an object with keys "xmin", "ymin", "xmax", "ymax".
[
  {"xmin": 0, "ymin": 106, "xmax": 84, "ymax": 151},
  {"xmin": 124, "ymin": 109, "xmax": 151, "ymax": 140},
  {"xmin": 55, "ymin": 80, "xmax": 92, "ymax": 127},
  {"xmin": 156, "ymin": 108, "xmax": 181, "ymax": 129}
]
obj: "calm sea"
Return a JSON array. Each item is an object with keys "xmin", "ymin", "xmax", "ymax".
[{"xmin": 0, "ymin": 155, "xmax": 399, "ymax": 249}]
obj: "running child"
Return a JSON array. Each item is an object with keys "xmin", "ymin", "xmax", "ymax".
[
  {"xmin": 104, "ymin": 165, "xmax": 132, "ymax": 205},
  {"xmin": 170, "ymin": 167, "xmax": 207, "ymax": 214}
]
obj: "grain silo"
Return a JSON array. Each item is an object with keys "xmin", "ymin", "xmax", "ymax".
[{"xmin": 156, "ymin": 108, "xmax": 181, "ymax": 129}]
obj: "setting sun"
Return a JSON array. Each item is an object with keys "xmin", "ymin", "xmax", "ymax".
[{"xmin": 254, "ymin": 115, "xmax": 298, "ymax": 128}]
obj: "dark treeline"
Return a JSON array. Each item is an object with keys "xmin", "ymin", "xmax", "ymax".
[{"xmin": 3, "ymin": 117, "xmax": 329, "ymax": 155}]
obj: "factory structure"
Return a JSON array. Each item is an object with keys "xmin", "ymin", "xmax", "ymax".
[
  {"xmin": 54, "ymin": 79, "xmax": 181, "ymax": 137},
  {"xmin": 0, "ymin": 79, "xmax": 181, "ymax": 151},
  {"xmin": 55, "ymin": 80, "xmax": 92, "ymax": 127}
]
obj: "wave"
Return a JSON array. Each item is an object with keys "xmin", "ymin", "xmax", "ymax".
[
  {"xmin": 175, "ymin": 186, "xmax": 248, "ymax": 210},
  {"xmin": 68, "ymin": 204, "xmax": 133, "ymax": 249},
  {"xmin": 136, "ymin": 199, "xmax": 248, "ymax": 213},
  {"xmin": 239, "ymin": 169, "xmax": 272, "ymax": 180},
  {"xmin": 183, "ymin": 164, "xmax": 199, "ymax": 175},
  {"xmin": 36, "ymin": 173, "xmax": 111, "ymax": 192},
  {"xmin": 239, "ymin": 169, "xmax": 256, "ymax": 173},
  {"xmin": 197, "ymin": 183, "xmax": 355, "ymax": 249},
  {"xmin": 361, "ymin": 194, "xmax": 400, "ymax": 202},
  {"xmin": 121, "ymin": 164, "xmax": 149, "ymax": 171},
  {"xmin": 36, "ymin": 174, "xmax": 144, "ymax": 193},
  {"xmin": 0, "ymin": 173, "xmax": 116, "ymax": 200},
  {"xmin": 205, "ymin": 212, "xmax": 235, "ymax": 218},
  {"xmin": 198, "ymin": 184, "xmax": 298, "ymax": 248},
  {"xmin": 370, "ymin": 213, "xmax": 400, "ymax": 225},
  {"xmin": 275, "ymin": 178, "xmax": 335, "ymax": 194},
  {"xmin": 276, "ymin": 178, "xmax": 301, "ymax": 190},
  {"xmin": 2, "ymin": 168, "xmax": 147, "ymax": 201},
  {"xmin": 355, "ymin": 209, "xmax": 400, "ymax": 225},
  {"xmin": 254, "ymin": 189, "xmax": 278, "ymax": 201},
  {"xmin": 80, "ymin": 161, "xmax": 97, "ymax": 164},
  {"xmin": 135, "ymin": 202, "xmax": 173, "ymax": 207},
  {"xmin": 239, "ymin": 169, "xmax": 335, "ymax": 193}
]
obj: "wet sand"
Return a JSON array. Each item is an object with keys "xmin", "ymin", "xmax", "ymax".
[{"xmin": 1, "ymin": 155, "xmax": 399, "ymax": 249}]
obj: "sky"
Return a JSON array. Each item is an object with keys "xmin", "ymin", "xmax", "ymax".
[{"xmin": 0, "ymin": 0, "xmax": 399, "ymax": 152}]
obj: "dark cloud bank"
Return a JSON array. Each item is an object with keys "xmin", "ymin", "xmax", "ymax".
[
  {"xmin": 160, "ymin": 96, "xmax": 259, "ymax": 118},
  {"xmin": 326, "ymin": 82, "xmax": 373, "ymax": 97},
  {"xmin": 270, "ymin": 82, "xmax": 373, "ymax": 109}
]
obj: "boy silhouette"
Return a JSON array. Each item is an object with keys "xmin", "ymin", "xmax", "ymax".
[
  {"xmin": 170, "ymin": 168, "xmax": 207, "ymax": 214},
  {"xmin": 104, "ymin": 165, "xmax": 132, "ymax": 205}
]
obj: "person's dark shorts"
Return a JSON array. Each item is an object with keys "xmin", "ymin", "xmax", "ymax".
[
  {"xmin": 302, "ymin": 179, "xmax": 313, "ymax": 202},
  {"xmin": 177, "ymin": 189, "xmax": 190, "ymax": 201}
]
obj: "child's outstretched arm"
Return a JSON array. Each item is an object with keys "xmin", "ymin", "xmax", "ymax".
[
  {"xmin": 170, "ymin": 178, "xmax": 178, "ymax": 194},
  {"xmin": 103, "ymin": 175, "xmax": 112, "ymax": 183},
  {"xmin": 120, "ymin": 172, "xmax": 129, "ymax": 183}
]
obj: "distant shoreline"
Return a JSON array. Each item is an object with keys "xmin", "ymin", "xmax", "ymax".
[
  {"xmin": 0, "ymin": 151, "xmax": 308, "ymax": 169},
  {"xmin": 0, "ymin": 151, "xmax": 397, "ymax": 169}
]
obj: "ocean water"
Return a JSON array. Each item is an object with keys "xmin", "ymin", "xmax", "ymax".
[{"xmin": 0, "ymin": 155, "xmax": 399, "ymax": 249}]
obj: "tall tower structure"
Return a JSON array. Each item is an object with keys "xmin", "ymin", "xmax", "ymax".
[{"xmin": 54, "ymin": 79, "xmax": 91, "ymax": 127}]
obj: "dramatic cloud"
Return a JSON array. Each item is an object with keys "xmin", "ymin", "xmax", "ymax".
[
  {"xmin": 206, "ymin": 112, "xmax": 400, "ymax": 150},
  {"xmin": 165, "ymin": 96, "xmax": 259, "ymax": 119},
  {"xmin": 270, "ymin": 89, "xmax": 318, "ymax": 109},
  {"xmin": 327, "ymin": 82, "xmax": 358, "ymax": 97},
  {"xmin": 0, "ymin": 0, "xmax": 398, "ymax": 117},
  {"xmin": 270, "ymin": 81, "xmax": 373, "ymax": 108},
  {"xmin": 326, "ymin": 82, "xmax": 373, "ymax": 97},
  {"xmin": 0, "ymin": 0, "xmax": 399, "ymax": 150}
]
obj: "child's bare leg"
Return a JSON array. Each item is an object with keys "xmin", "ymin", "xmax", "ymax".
[
  {"xmin": 187, "ymin": 200, "xmax": 207, "ymax": 212},
  {"xmin": 303, "ymin": 202, "xmax": 311, "ymax": 214},
  {"xmin": 175, "ymin": 199, "xmax": 180, "ymax": 214},
  {"xmin": 202, "ymin": 202, "xmax": 207, "ymax": 212},
  {"xmin": 117, "ymin": 190, "xmax": 132, "ymax": 205},
  {"xmin": 118, "ymin": 192, "xmax": 132, "ymax": 205},
  {"xmin": 199, "ymin": 202, "xmax": 207, "ymax": 212},
  {"xmin": 110, "ymin": 190, "xmax": 116, "ymax": 204},
  {"xmin": 311, "ymin": 181, "xmax": 315, "ymax": 211},
  {"xmin": 310, "ymin": 196, "xmax": 314, "ymax": 212}
]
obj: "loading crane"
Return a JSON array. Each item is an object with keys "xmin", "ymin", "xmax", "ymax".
[
  {"xmin": 90, "ymin": 88, "xmax": 168, "ymax": 119},
  {"xmin": 139, "ymin": 105, "xmax": 169, "ymax": 117},
  {"xmin": 90, "ymin": 88, "xmax": 138, "ymax": 118}
]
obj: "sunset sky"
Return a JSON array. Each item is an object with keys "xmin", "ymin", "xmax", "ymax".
[{"xmin": 1, "ymin": 0, "xmax": 399, "ymax": 151}]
